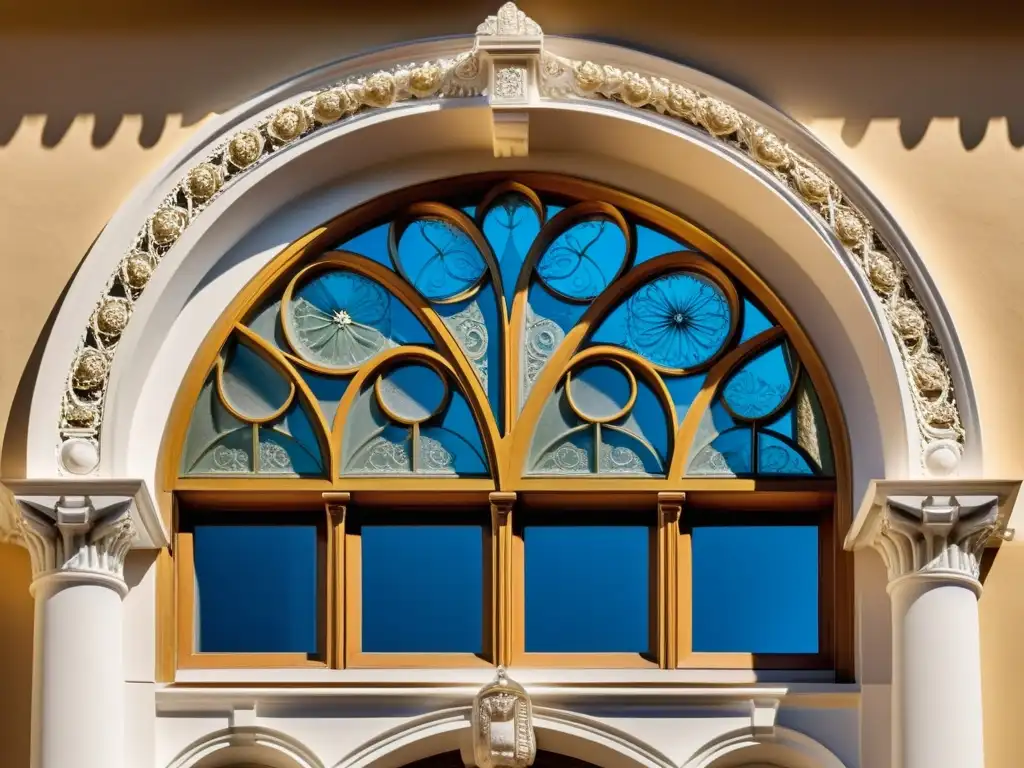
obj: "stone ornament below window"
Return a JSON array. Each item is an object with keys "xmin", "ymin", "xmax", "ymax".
[{"xmin": 472, "ymin": 667, "xmax": 537, "ymax": 768}]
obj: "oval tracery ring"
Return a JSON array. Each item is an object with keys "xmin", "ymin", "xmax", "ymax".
[
  {"xmin": 373, "ymin": 359, "xmax": 452, "ymax": 425},
  {"xmin": 389, "ymin": 203, "xmax": 492, "ymax": 304},
  {"xmin": 564, "ymin": 359, "xmax": 637, "ymax": 424}
]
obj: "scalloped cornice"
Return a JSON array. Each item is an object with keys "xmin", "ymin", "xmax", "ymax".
[{"xmin": 54, "ymin": 2, "xmax": 965, "ymax": 478}]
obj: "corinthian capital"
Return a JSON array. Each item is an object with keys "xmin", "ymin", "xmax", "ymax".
[
  {"xmin": 845, "ymin": 480, "xmax": 1020, "ymax": 593},
  {"xmin": 1, "ymin": 478, "xmax": 168, "ymax": 596}
]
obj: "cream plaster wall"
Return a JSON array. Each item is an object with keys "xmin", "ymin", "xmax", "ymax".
[{"xmin": 1, "ymin": 4, "xmax": 1022, "ymax": 767}]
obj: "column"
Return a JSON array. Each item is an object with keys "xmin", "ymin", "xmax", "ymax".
[
  {"xmin": 865, "ymin": 494, "xmax": 1001, "ymax": 768},
  {"xmin": 17, "ymin": 494, "xmax": 135, "ymax": 768}
]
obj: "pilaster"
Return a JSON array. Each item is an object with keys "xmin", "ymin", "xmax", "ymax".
[{"xmin": 490, "ymin": 491, "xmax": 516, "ymax": 666}]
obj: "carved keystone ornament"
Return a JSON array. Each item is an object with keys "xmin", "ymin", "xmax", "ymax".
[{"xmin": 472, "ymin": 667, "xmax": 537, "ymax": 768}]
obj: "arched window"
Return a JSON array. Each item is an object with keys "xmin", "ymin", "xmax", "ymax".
[{"xmin": 164, "ymin": 174, "xmax": 848, "ymax": 673}]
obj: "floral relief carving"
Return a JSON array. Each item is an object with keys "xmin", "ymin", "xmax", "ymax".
[{"xmin": 56, "ymin": 1, "xmax": 965, "ymax": 476}]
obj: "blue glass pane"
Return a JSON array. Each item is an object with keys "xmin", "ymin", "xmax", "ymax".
[
  {"xmin": 525, "ymin": 525, "xmax": 650, "ymax": 653},
  {"xmin": 361, "ymin": 525, "xmax": 484, "ymax": 653},
  {"xmin": 692, "ymin": 526, "xmax": 818, "ymax": 653},
  {"xmin": 482, "ymin": 193, "xmax": 542, "ymax": 309},
  {"xmin": 723, "ymin": 344, "xmax": 795, "ymax": 420},
  {"xmin": 758, "ymin": 431, "xmax": 815, "ymax": 475},
  {"xmin": 545, "ymin": 204, "xmax": 564, "ymax": 222},
  {"xmin": 739, "ymin": 298, "xmax": 775, "ymax": 343},
  {"xmin": 592, "ymin": 273, "xmax": 731, "ymax": 369},
  {"xmin": 422, "ymin": 390, "xmax": 490, "ymax": 475},
  {"xmin": 219, "ymin": 342, "xmax": 292, "ymax": 421},
  {"xmin": 194, "ymin": 525, "xmax": 318, "ymax": 653},
  {"xmin": 395, "ymin": 219, "xmax": 486, "ymax": 301},
  {"xmin": 258, "ymin": 402, "xmax": 323, "ymax": 476},
  {"xmin": 663, "ymin": 374, "xmax": 706, "ymax": 425},
  {"xmin": 536, "ymin": 218, "xmax": 627, "ymax": 301},
  {"xmin": 339, "ymin": 224, "xmax": 392, "ymax": 269},
  {"xmin": 634, "ymin": 224, "xmax": 689, "ymax": 266},
  {"xmin": 688, "ymin": 426, "xmax": 753, "ymax": 476},
  {"xmin": 299, "ymin": 370, "xmax": 351, "ymax": 429},
  {"xmin": 765, "ymin": 408, "xmax": 794, "ymax": 439},
  {"xmin": 286, "ymin": 270, "xmax": 431, "ymax": 370}
]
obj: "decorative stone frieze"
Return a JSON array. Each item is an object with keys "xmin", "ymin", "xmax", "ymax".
[
  {"xmin": 56, "ymin": 1, "xmax": 970, "ymax": 477},
  {"xmin": 2, "ymin": 479, "xmax": 169, "ymax": 594},
  {"xmin": 472, "ymin": 667, "xmax": 536, "ymax": 768},
  {"xmin": 845, "ymin": 480, "xmax": 1020, "ymax": 592}
]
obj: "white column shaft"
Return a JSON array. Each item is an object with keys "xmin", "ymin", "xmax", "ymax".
[
  {"xmin": 891, "ymin": 577, "xmax": 984, "ymax": 768},
  {"xmin": 32, "ymin": 578, "xmax": 125, "ymax": 768}
]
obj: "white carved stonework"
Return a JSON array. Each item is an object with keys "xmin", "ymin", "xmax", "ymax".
[
  {"xmin": 845, "ymin": 480, "xmax": 1020, "ymax": 593},
  {"xmin": 471, "ymin": 667, "xmax": 536, "ymax": 768},
  {"xmin": 2, "ymin": 478, "xmax": 169, "ymax": 595},
  {"xmin": 477, "ymin": 2, "xmax": 542, "ymax": 37},
  {"xmin": 476, "ymin": 3, "xmax": 540, "ymax": 158}
]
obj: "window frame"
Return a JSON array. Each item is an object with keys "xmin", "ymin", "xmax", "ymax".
[
  {"xmin": 674, "ymin": 490, "xmax": 836, "ymax": 670},
  {"xmin": 343, "ymin": 499, "xmax": 495, "ymax": 668},
  {"xmin": 509, "ymin": 497, "xmax": 661, "ymax": 668},
  {"xmin": 174, "ymin": 506, "xmax": 331, "ymax": 669},
  {"xmin": 156, "ymin": 173, "xmax": 854, "ymax": 680}
]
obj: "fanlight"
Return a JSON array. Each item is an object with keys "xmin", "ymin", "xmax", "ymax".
[{"xmin": 179, "ymin": 176, "xmax": 834, "ymax": 482}]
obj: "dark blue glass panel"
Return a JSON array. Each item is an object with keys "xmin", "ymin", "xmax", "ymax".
[
  {"xmin": 339, "ymin": 224, "xmax": 393, "ymax": 269},
  {"xmin": 396, "ymin": 219, "xmax": 486, "ymax": 301},
  {"xmin": 722, "ymin": 344, "xmax": 794, "ymax": 420},
  {"xmin": 425, "ymin": 390, "xmax": 490, "ymax": 475},
  {"xmin": 536, "ymin": 218, "xmax": 628, "ymax": 301},
  {"xmin": 739, "ymin": 298, "xmax": 774, "ymax": 343},
  {"xmin": 361, "ymin": 525, "xmax": 484, "ymax": 653},
  {"xmin": 634, "ymin": 224, "xmax": 689, "ymax": 265},
  {"xmin": 692, "ymin": 526, "xmax": 819, "ymax": 653},
  {"xmin": 299, "ymin": 370, "xmax": 351, "ymax": 428},
  {"xmin": 194, "ymin": 525, "xmax": 318, "ymax": 653},
  {"xmin": 482, "ymin": 193, "xmax": 542, "ymax": 309},
  {"xmin": 663, "ymin": 374, "xmax": 706, "ymax": 425},
  {"xmin": 525, "ymin": 525, "xmax": 650, "ymax": 652},
  {"xmin": 757, "ymin": 431, "xmax": 815, "ymax": 475}
]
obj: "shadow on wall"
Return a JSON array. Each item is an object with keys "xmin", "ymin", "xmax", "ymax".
[{"xmin": 2, "ymin": 0, "xmax": 1024, "ymax": 150}]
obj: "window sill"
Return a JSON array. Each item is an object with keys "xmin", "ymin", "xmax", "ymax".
[{"xmin": 172, "ymin": 666, "xmax": 844, "ymax": 687}]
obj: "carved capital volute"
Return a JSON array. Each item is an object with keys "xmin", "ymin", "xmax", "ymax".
[
  {"xmin": 845, "ymin": 479, "xmax": 1021, "ymax": 595},
  {"xmin": 471, "ymin": 666, "xmax": 536, "ymax": 768},
  {"xmin": 1, "ymin": 479, "xmax": 168, "ymax": 597}
]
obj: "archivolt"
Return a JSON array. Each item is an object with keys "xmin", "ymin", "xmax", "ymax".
[{"xmin": 50, "ymin": 2, "xmax": 968, "ymax": 479}]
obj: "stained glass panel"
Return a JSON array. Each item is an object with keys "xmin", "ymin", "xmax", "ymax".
[
  {"xmin": 394, "ymin": 218, "xmax": 486, "ymax": 301},
  {"xmin": 481, "ymin": 192, "xmax": 541, "ymax": 309},
  {"xmin": 535, "ymin": 217, "xmax": 628, "ymax": 301}
]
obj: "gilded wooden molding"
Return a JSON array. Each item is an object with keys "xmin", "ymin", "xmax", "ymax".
[{"xmin": 56, "ymin": 1, "xmax": 964, "ymax": 479}]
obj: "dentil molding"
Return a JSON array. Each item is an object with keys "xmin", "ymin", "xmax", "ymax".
[
  {"xmin": 55, "ymin": 2, "xmax": 966, "ymax": 478},
  {"xmin": 845, "ymin": 479, "xmax": 1021, "ymax": 591},
  {"xmin": 1, "ymin": 478, "xmax": 169, "ymax": 592}
]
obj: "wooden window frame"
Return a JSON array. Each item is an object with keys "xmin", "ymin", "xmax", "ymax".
[
  {"xmin": 674, "ymin": 490, "xmax": 836, "ymax": 670},
  {"xmin": 175, "ymin": 507, "xmax": 331, "ymax": 669},
  {"xmin": 509, "ymin": 493, "xmax": 661, "ymax": 668},
  {"xmin": 343, "ymin": 501, "xmax": 495, "ymax": 669}
]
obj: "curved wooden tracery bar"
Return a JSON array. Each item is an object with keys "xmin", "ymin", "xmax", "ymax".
[{"xmin": 162, "ymin": 173, "xmax": 848, "ymax": 497}]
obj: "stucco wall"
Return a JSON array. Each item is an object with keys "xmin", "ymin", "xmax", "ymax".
[{"xmin": 1, "ymin": 4, "xmax": 1022, "ymax": 767}]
